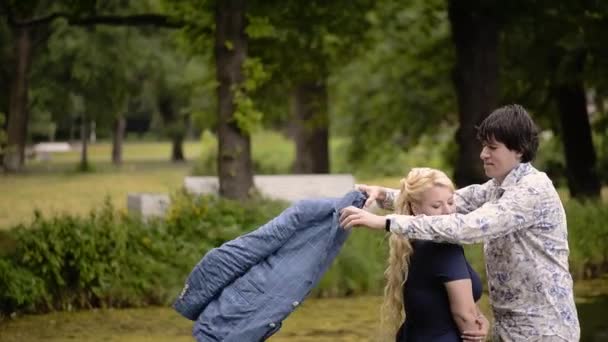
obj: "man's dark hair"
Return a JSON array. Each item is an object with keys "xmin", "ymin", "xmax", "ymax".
[{"xmin": 476, "ymin": 104, "xmax": 539, "ymax": 163}]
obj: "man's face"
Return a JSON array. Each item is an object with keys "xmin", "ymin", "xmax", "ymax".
[{"xmin": 479, "ymin": 137, "xmax": 522, "ymax": 182}]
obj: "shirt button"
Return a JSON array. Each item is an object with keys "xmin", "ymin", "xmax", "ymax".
[
  {"xmin": 269, "ymin": 322, "xmax": 276, "ymax": 328},
  {"xmin": 292, "ymin": 301, "xmax": 299, "ymax": 307}
]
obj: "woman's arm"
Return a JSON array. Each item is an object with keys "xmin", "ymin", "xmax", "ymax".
[
  {"xmin": 444, "ymin": 279, "xmax": 481, "ymax": 335},
  {"xmin": 461, "ymin": 306, "xmax": 490, "ymax": 341}
]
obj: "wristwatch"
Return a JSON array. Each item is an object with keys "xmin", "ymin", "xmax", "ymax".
[{"xmin": 385, "ymin": 217, "xmax": 391, "ymax": 232}]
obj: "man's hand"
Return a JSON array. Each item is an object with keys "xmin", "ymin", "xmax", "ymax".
[
  {"xmin": 354, "ymin": 184, "xmax": 386, "ymax": 208},
  {"xmin": 462, "ymin": 314, "xmax": 490, "ymax": 341},
  {"xmin": 339, "ymin": 206, "xmax": 385, "ymax": 230}
]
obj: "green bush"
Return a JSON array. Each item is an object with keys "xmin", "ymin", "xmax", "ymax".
[
  {"xmin": 0, "ymin": 194, "xmax": 289, "ymax": 316},
  {"xmin": 2, "ymin": 189, "xmax": 606, "ymax": 317},
  {"xmin": 0, "ymin": 258, "xmax": 48, "ymax": 316},
  {"xmin": 566, "ymin": 200, "xmax": 608, "ymax": 279}
]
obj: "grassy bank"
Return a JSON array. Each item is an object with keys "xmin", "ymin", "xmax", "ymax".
[{"xmin": 1, "ymin": 286, "xmax": 607, "ymax": 341}]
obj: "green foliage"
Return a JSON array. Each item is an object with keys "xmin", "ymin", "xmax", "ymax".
[
  {"xmin": 566, "ymin": 200, "xmax": 608, "ymax": 279},
  {"xmin": 2, "ymin": 183, "xmax": 608, "ymax": 316},
  {"xmin": 534, "ymin": 130, "xmax": 566, "ymax": 187},
  {"xmin": 0, "ymin": 193, "xmax": 287, "ymax": 315},
  {"xmin": 0, "ymin": 258, "xmax": 48, "ymax": 314},
  {"xmin": 331, "ymin": 0, "xmax": 456, "ymax": 169},
  {"xmin": 315, "ymin": 230, "xmax": 387, "ymax": 297}
]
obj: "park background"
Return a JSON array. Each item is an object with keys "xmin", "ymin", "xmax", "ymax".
[{"xmin": 1, "ymin": 0, "xmax": 608, "ymax": 341}]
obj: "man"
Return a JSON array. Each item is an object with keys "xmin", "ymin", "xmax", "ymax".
[{"xmin": 340, "ymin": 104, "xmax": 580, "ymax": 341}]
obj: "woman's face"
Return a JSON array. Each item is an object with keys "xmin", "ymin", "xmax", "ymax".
[{"xmin": 413, "ymin": 185, "xmax": 455, "ymax": 216}]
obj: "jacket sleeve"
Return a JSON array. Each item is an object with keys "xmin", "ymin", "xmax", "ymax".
[
  {"xmin": 173, "ymin": 204, "xmax": 304, "ymax": 320},
  {"xmin": 388, "ymin": 182, "xmax": 541, "ymax": 244},
  {"xmin": 454, "ymin": 181, "xmax": 492, "ymax": 214}
]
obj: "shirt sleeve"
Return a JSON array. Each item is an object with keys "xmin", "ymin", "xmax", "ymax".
[
  {"xmin": 433, "ymin": 243, "xmax": 471, "ymax": 283},
  {"xmin": 454, "ymin": 181, "xmax": 492, "ymax": 214},
  {"xmin": 388, "ymin": 182, "xmax": 541, "ymax": 244},
  {"xmin": 377, "ymin": 187, "xmax": 399, "ymax": 211}
]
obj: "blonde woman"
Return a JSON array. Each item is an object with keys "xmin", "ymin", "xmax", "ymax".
[{"xmin": 380, "ymin": 168, "xmax": 489, "ymax": 341}]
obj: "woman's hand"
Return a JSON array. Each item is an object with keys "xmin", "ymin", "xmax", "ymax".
[
  {"xmin": 354, "ymin": 184, "xmax": 386, "ymax": 208},
  {"xmin": 339, "ymin": 206, "xmax": 385, "ymax": 230},
  {"xmin": 462, "ymin": 313, "xmax": 490, "ymax": 341}
]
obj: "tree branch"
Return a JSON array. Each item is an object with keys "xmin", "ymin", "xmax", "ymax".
[
  {"xmin": 69, "ymin": 14, "xmax": 184, "ymax": 28},
  {"xmin": 13, "ymin": 13, "xmax": 186, "ymax": 29}
]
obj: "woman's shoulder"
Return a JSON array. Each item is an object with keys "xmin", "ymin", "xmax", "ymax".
[{"xmin": 415, "ymin": 241, "xmax": 464, "ymax": 255}]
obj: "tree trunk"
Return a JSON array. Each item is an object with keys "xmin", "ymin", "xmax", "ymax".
[
  {"xmin": 3, "ymin": 27, "xmax": 32, "ymax": 172},
  {"xmin": 171, "ymin": 134, "xmax": 185, "ymax": 162},
  {"xmin": 79, "ymin": 114, "xmax": 90, "ymax": 171},
  {"xmin": 112, "ymin": 115, "xmax": 126, "ymax": 165},
  {"xmin": 215, "ymin": 0, "xmax": 253, "ymax": 200},
  {"xmin": 448, "ymin": 0, "xmax": 500, "ymax": 187},
  {"xmin": 554, "ymin": 53, "xmax": 600, "ymax": 199},
  {"xmin": 158, "ymin": 95, "xmax": 186, "ymax": 163},
  {"xmin": 291, "ymin": 81, "xmax": 330, "ymax": 174}
]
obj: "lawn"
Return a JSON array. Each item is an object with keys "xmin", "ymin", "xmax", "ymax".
[{"xmin": 1, "ymin": 287, "xmax": 607, "ymax": 341}]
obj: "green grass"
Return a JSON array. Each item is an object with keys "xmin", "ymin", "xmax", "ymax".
[
  {"xmin": 0, "ymin": 166, "xmax": 190, "ymax": 229},
  {"xmin": 1, "ymin": 283, "xmax": 607, "ymax": 341},
  {"xmin": 0, "ymin": 296, "xmax": 470, "ymax": 342}
]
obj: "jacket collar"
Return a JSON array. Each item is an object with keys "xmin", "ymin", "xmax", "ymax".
[{"xmin": 493, "ymin": 162, "xmax": 532, "ymax": 189}]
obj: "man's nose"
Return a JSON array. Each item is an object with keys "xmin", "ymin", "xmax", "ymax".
[{"xmin": 480, "ymin": 147, "xmax": 489, "ymax": 160}]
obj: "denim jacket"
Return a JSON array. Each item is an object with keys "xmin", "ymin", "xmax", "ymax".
[{"xmin": 173, "ymin": 191, "xmax": 366, "ymax": 341}]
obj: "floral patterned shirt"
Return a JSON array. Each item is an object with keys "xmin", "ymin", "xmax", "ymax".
[{"xmin": 383, "ymin": 163, "xmax": 580, "ymax": 341}]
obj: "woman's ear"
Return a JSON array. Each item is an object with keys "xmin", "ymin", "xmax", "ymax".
[{"xmin": 410, "ymin": 203, "xmax": 419, "ymax": 216}]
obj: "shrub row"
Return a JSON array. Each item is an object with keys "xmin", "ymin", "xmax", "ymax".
[{"xmin": 1, "ymin": 194, "xmax": 606, "ymax": 318}]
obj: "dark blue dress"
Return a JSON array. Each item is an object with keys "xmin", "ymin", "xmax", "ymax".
[{"xmin": 396, "ymin": 241, "xmax": 483, "ymax": 342}]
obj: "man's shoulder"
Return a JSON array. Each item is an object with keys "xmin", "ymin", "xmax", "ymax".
[{"xmin": 519, "ymin": 166, "xmax": 555, "ymax": 189}]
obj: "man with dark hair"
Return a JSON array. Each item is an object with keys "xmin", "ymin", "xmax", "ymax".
[{"xmin": 340, "ymin": 104, "xmax": 580, "ymax": 341}]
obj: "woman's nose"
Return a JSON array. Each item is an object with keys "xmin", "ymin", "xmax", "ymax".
[{"xmin": 441, "ymin": 204, "xmax": 452, "ymax": 215}]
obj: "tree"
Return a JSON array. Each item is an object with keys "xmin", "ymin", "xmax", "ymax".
[
  {"xmin": 500, "ymin": 1, "xmax": 606, "ymax": 199},
  {"xmin": 331, "ymin": 0, "xmax": 456, "ymax": 175},
  {"xmin": 248, "ymin": 0, "xmax": 375, "ymax": 174},
  {"xmin": 447, "ymin": 0, "xmax": 503, "ymax": 187},
  {"xmin": 214, "ymin": 0, "xmax": 253, "ymax": 199},
  {"xmin": 0, "ymin": 0, "xmax": 182, "ymax": 172}
]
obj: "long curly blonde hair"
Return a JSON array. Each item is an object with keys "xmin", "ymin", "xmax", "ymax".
[{"xmin": 379, "ymin": 167, "xmax": 455, "ymax": 340}]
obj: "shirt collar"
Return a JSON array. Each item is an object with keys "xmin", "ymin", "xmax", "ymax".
[{"xmin": 493, "ymin": 162, "xmax": 531, "ymax": 189}]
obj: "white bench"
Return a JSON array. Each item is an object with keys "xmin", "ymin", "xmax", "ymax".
[
  {"xmin": 184, "ymin": 174, "xmax": 356, "ymax": 202},
  {"xmin": 128, "ymin": 174, "xmax": 356, "ymax": 221},
  {"xmin": 31, "ymin": 142, "xmax": 72, "ymax": 161},
  {"xmin": 127, "ymin": 193, "xmax": 171, "ymax": 222}
]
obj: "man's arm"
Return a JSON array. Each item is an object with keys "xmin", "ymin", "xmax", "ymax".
[
  {"xmin": 388, "ymin": 184, "xmax": 540, "ymax": 244},
  {"xmin": 454, "ymin": 181, "xmax": 492, "ymax": 214},
  {"xmin": 359, "ymin": 180, "xmax": 491, "ymax": 214}
]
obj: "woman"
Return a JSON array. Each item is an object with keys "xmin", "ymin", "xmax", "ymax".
[{"xmin": 380, "ymin": 168, "xmax": 489, "ymax": 341}]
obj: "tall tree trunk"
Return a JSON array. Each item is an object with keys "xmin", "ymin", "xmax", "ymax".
[
  {"xmin": 215, "ymin": 0, "xmax": 253, "ymax": 200},
  {"xmin": 3, "ymin": 27, "xmax": 32, "ymax": 172},
  {"xmin": 554, "ymin": 52, "xmax": 600, "ymax": 199},
  {"xmin": 158, "ymin": 96, "xmax": 186, "ymax": 163},
  {"xmin": 79, "ymin": 114, "xmax": 90, "ymax": 171},
  {"xmin": 171, "ymin": 133, "xmax": 185, "ymax": 162},
  {"xmin": 448, "ymin": 0, "xmax": 500, "ymax": 187},
  {"xmin": 291, "ymin": 81, "xmax": 329, "ymax": 174},
  {"xmin": 112, "ymin": 115, "xmax": 126, "ymax": 165}
]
